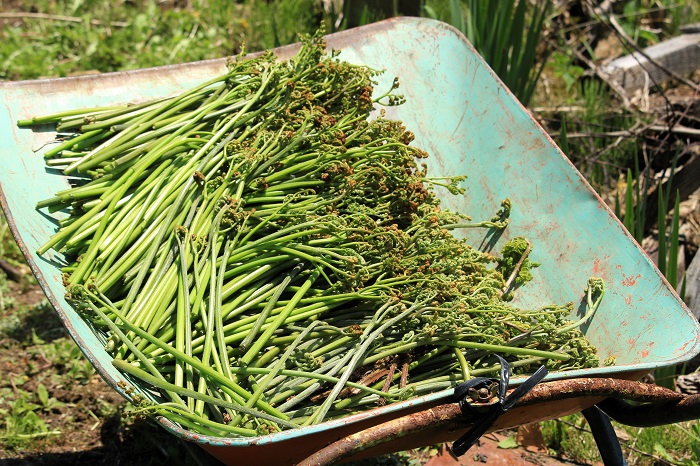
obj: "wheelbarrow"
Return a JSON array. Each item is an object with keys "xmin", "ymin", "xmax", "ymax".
[{"xmin": 1, "ymin": 17, "xmax": 699, "ymax": 466}]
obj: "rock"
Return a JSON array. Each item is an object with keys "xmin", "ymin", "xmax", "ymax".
[{"xmin": 676, "ymin": 371, "xmax": 700, "ymax": 395}]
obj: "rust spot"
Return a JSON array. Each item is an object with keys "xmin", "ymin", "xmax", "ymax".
[
  {"xmin": 628, "ymin": 338, "xmax": 636, "ymax": 346},
  {"xmin": 593, "ymin": 258, "xmax": 601, "ymax": 274},
  {"xmin": 625, "ymin": 295, "xmax": 632, "ymax": 305},
  {"xmin": 641, "ymin": 350, "xmax": 650, "ymax": 358},
  {"xmin": 621, "ymin": 273, "xmax": 641, "ymax": 286},
  {"xmin": 545, "ymin": 220, "xmax": 559, "ymax": 233}
]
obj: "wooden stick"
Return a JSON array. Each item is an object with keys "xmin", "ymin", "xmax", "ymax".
[
  {"xmin": 0, "ymin": 258, "xmax": 23, "ymax": 283},
  {"xmin": 0, "ymin": 12, "xmax": 129, "ymax": 28},
  {"xmin": 502, "ymin": 241, "xmax": 531, "ymax": 295},
  {"xmin": 569, "ymin": 45, "xmax": 634, "ymax": 110},
  {"xmin": 553, "ymin": 124, "xmax": 700, "ymax": 139}
]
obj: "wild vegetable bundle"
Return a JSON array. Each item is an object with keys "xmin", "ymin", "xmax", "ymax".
[{"xmin": 21, "ymin": 31, "xmax": 603, "ymax": 436}]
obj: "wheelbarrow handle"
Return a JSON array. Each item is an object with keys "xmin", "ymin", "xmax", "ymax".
[
  {"xmin": 599, "ymin": 394, "xmax": 700, "ymax": 427},
  {"xmin": 297, "ymin": 377, "xmax": 691, "ymax": 466}
]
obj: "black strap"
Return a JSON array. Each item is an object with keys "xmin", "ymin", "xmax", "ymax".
[
  {"xmin": 582, "ymin": 406, "xmax": 627, "ymax": 466},
  {"xmin": 451, "ymin": 356, "xmax": 548, "ymax": 456}
]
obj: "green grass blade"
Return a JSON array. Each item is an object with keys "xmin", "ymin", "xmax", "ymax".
[
  {"xmin": 559, "ymin": 118, "xmax": 569, "ymax": 155},
  {"xmin": 624, "ymin": 169, "xmax": 635, "ymax": 236},
  {"xmin": 655, "ymin": 365, "xmax": 677, "ymax": 390},
  {"xmin": 636, "ymin": 152, "xmax": 650, "ymax": 244},
  {"xmin": 449, "ymin": 0, "xmax": 466, "ymax": 33},
  {"xmin": 664, "ymin": 147, "xmax": 681, "ymax": 204},
  {"xmin": 680, "ymin": 274, "xmax": 686, "ymax": 301},
  {"xmin": 667, "ymin": 193, "xmax": 680, "ymax": 290},
  {"xmin": 507, "ymin": 0, "xmax": 527, "ymax": 94},
  {"xmin": 657, "ymin": 187, "xmax": 667, "ymax": 278},
  {"xmin": 633, "ymin": 151, "xmax": 642, "ymax": 241},
  {"xmin": 492, "ymin": 0, "xmax": 515, "ymax": 78},
  {"xmin": 464, "ymin": 0, "xmax": 548, "ymax": 103}
]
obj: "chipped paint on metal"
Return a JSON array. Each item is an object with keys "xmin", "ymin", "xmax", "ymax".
[{"xmin": 622, "ymin": 273, "xmax": 641, "ymax": 287}]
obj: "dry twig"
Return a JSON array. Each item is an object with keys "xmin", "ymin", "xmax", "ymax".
[
  {"xmin": 0, "ymin": 258, "xmax": 23, "ymax": 283},
  {"xmin": 0, "ymin": 12, "xmax": 129, "ymax": 28}
]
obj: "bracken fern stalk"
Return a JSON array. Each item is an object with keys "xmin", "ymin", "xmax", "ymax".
[{"xmin": 21, "ymin": 29, "xmax": 603, "ymax": 437}]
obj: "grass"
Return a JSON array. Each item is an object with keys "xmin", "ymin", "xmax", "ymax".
[
  {"xmin": 542, "ymin": 414, "xmax": 700, "ymax": 465},
  {"xmin": 0, "ymin": 0, "xmax": 322, "ymax": 81},
  {"xmin": 566, "ymin": 79, "xmax": 641, "ymax": 187}
]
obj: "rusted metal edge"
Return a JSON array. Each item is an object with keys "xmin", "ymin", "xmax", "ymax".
[{"xmin": 298, "ymin": 378, "xmax": 685, "ymax": 466}]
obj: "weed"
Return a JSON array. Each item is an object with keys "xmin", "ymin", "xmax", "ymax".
[
  {"xmin": 0, "ymin": 388, "xmax": 62, "ymax": 447},
  {"xmin": 624, "ymin": 422, "xmax": 700, "ymax": 465},
  {"xmin": 541, "ymin": 414, "xmax": 601, "ymax": 464},
  {"xmin": 0, "ymin": 0, "xmax": 325, "ymax": 81},
  {"xmin": 682, "ymin": 422, "xmax": 700, "ymax": 464},
  {"xmin": 549, "ymin": 51, "xmax": 585, "ymax": 94},
  {"xmin": 0, "ymin": 215, "xmax": 23, "ymax": 265},
  {"xmin": 615, "ymin": 0, "xmax": 662, "ymax": 46},
  {"xmin": 1, "ymin": 298, "xmax": 65, "ymax": 344},
  {"xmin": 544, "ymin": 415, "xmax": 700, "ymax": 465},
  {"xmin": 565, "ymin": 79, "xmax": 641, "ymax": 186},
  {"xmin": 27, "ymin": 337, "xmax": 96, "ymax": 384},
  {"xmin": 0, "ymin": 275, "xmax": 16, "ymax": 312}
]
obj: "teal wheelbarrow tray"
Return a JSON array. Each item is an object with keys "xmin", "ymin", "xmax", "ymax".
[{"xmin": 1, "ymin": 17, "xmax": 699, "ymax": 465}]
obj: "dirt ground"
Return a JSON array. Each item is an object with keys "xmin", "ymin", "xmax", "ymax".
[{"xmin": 0, "ymin": 280, "xmax": 205, "ymax": 466}]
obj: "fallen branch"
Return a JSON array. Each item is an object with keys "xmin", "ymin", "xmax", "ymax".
[
  {"xmin": 569, "ymin": 45, "xmax": 634, "ymax": 110},
  {"xmin": 0, "ymin": 258, "xmax": 23, "ymax": 283},
  {"xmin": 0, "ymin": 12, "xmax": 129, "ymax": 28},
  {"xmin": 647, "ymin": 124, "xmax": 700, "ymax": 137},
  {"xmin": 532, "ymin": 105, "xmax": 586, "ymax": 113},
  {"xmin": 554, "ymin": 124, "xmax": 700, "ymax": 139}
]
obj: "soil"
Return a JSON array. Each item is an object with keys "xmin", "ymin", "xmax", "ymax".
[
  {"xmin": 0, "ymin": 280, "xmax": 201, "ymax": 466},
  {"xmin": 425, "ymin": 434, "xmax": 600, "ymax": 466}
]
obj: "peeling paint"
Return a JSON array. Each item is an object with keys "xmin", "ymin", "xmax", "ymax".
[
  {"xmin": 593, "ymin": 258, "xmax": 602, "ymax": 274},
  {"xmin": 621, "ymin": 273, "xmax": 641, "ymax": 287}
]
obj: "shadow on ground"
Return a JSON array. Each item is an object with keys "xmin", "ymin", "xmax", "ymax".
[{"xmin": 1, "ymin": 414, "xmax": 221, "ymax": 466}]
